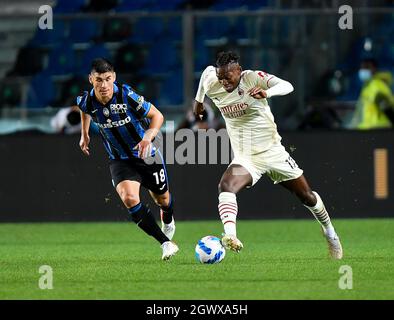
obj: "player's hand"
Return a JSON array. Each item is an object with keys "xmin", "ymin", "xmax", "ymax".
[
  {"xmin": 134, "ymin": 139, "xmax": 152, "ymax": 159},
  {"xmin": 248, "ymin": 86, "xmax": 268, "ymax": 99},
  {"xmin": 193, "ymin": 101, "xmax": 205, "ymax": 120},
  {"xmin": 79, "ymin": 135, "xmax": 90, "ymax": 156}
]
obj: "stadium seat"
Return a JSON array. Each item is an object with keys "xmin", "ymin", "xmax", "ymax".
[
  {"xmin": 159, "ymin": 69, "xmax": 183, "ymax": 106},
  {"xmin": 69, "ymin": 18, "xmax": 100, "ymax": 43},
  {"xmin": 57, "ymin": 76, "xmax": 90, "ymax": 106},
  {"xmin": 54, "ymin": 0, "xmax": 87, "ymax": 13},
  {"xmin": 142, "ymin": 39, "xmax": 179, "ymax": 74},
  {"xmin": 82, "ymin": 0, "xmax": 118, "ymax": 12},
  {"xmin": 7, "ymin": 46, "xmax": 45, "ymax": 77},
  {"xmin": 78, "ymin": 43, "xmax": 111, "ymax": 75},
  {"xmin": 0, "ymin": 80, "xmax": 22, "ymax": 108},
  {"xmin": 114, "ymin": 42, "xmax": 146, "ymax": 74},
  {"xmin": 211, "ymin": 0, "xmax": 248, "ymax": 11},
  {"xmin": 149, "ymin": 0, "xmax": 185, "ymax": 11},
  {"xmin": 130, "ymin": 17, "xmax": 165, "ymax": 43},
  {"xmin": 115, "ymin": 0, "xmax": 151, "ymax": 12},
  {"xmin": 166, "ymin": 17, "xmax": 183, "ymax": 40},
  {"xmin": 101, "ymin": 17, "xmax": 132, "ymax": 42},
  {"xmin": 26, "ymin": 72, "xmax": 55, "ymax": 108},
  {"xmin": 46, "ymin": 43, "xmax": 76, "ymax": 75},
  {"xmin": 28, "ymin": 19, "xmax": 67, "ymax": 48},
  {"xmin": 195, "ymin": 17, "xmax": 231, "ymax": 39},
  {"xmin": 194, "ymin": 36, "xmax": 211, "ymax": 71}
]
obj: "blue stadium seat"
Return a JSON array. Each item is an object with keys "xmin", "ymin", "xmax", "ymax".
[
  {"xmin": 46, "ymin": 43, "xmax": 76, "ymax": 75},
  {"xmin": 115, "ymin": 0, "xmax": 151, "ymax": 12},
  {"xmin": 194, "ymin": 37, "xmax": 210, "ymax": 71},
  {"xmin": 211, "ymin": 0, "xmax": 248, "ymax": 11},
  {"xmin": 130, "ymin": 17, "xmax": 165, "ymax": 42},
  {"xmin": 337, "ymin": 72, "xmax": 362, "ymax": 101},
  {"xmin": 149, "ymin": 0, "xmax": 184, "ymax": 11},
  {"xmin": 27, "ymin": 72, "xmax": 55, "ymax": 108},
  {"xmin": 78, "ymin": 43, "xmax": 111, "ymax": 75},
  {"xmin": 142, "ymin": 39, "xmax": 179, "ymax": 73},
  {"xmin": 28, "ymin": 19, "xmax": 67, "ymax": 47},
  {"xmin": 159, "ymin": 69, "xmax": 183, "ymax": 106},
  {"xmin": 245, "ymin": 0, "xmax": 269, "ymax": 10},
  {"xmin": 53, "ymin": 0, "xmax": 87, "ymax": 13},
  {"xmin": 195, "ymin": 17, "xmax": 231, "ymax": 39},
  {"xmin": 166, "ymin": 17, "xmax": 182, "ymax": 40},
  {"xmin": 69, "ymin": 18, "xmax": 99, "ymax": 43}
]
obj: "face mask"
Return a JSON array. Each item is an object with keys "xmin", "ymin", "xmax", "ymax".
[{"xmin": 358, "ymin": 69, "xmax": 372, "ymax": 82}]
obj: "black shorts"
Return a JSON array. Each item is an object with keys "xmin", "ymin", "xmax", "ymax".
[{"xmin": 109, "ymin": 151, "xmax": 169, "ymax": 195}]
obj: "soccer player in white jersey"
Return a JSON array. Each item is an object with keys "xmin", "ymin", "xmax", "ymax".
[{"xmin": 193, "ymin": 51, "xmax": 343, "ymax": 259}]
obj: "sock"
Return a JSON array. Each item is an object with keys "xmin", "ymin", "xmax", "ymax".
[
  {"xmin": 304, "ymin": 191, "xmax": 336, "ymax": 238},
  {"xmin": 160, "ymin": 194, "xmax": 174, "ymax": 224},
  {"xmin": 218, "ymin": 192, "xmax": 238, "ymax": 236},
  {"xmin": 128, "ymin": 203, "xmax": 169, "ymax": 244}
]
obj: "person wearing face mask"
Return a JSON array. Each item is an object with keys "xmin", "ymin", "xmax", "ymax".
[{"xmin": 348, "ymin": 58, "xmax": 394, "ymax": 129}]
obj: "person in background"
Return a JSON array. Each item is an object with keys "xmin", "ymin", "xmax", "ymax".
[
  {"xmin": 50, "ymin": 105, "xmax": 81, "ymax": 134},
  {"xmin": 347, "ymin": 58, "xmax": 394, "ymax": 129}
]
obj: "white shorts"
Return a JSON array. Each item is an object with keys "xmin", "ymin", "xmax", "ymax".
[{"xmin": 230, "ymin": 143, "xmax": 304, "ymax": 186}]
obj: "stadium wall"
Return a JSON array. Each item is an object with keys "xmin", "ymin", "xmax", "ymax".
[{"xmin": 0, "ymin": 131, "xmax": 393, "ymax": 222}]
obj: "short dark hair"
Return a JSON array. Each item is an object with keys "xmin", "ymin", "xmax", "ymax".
[
  {"xmin": 91, "ymin": 58, "xmax": 114, "ymax": 74},
  {"xmin": 216, "ymin": 51, "xmax": 240, "ymax": 68},
  {"xmin": 361, "ymin": 57, "xmax": 378, "ymax": 69}
]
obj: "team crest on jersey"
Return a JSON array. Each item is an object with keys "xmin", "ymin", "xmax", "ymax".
[
  {"xmin": 103, "ymin": 107, "xmax": 110, "ymax": 117},
  {"xmin": 136, "ymin": 96, "xmax": 145, "ymax": 111},
  {"xmin": 110, "ymin": 103, "xmax": 127, "ymax": 114}
]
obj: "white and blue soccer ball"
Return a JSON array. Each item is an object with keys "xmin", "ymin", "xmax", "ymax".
[{"xmin": 195, "ymin": 236, "xmax": 226, "ymax": 264}]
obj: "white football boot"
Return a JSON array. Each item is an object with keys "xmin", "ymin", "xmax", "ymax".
[
  {"xmin": 322, "ymin": 227, "xmax": 343, "ymax": 259},
  {"xmin": 221, "ymin": 234, "xmax": 243, "ymax": 253},
  {"xmin": 161, "ymin": 241, "xmax": 179, "ymax": 261},
  {"xmin": 160, "ymin": 210, "xmax": 176, "ymax": 240}
]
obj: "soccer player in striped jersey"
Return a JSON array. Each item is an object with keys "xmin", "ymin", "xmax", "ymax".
[
  {"xmin": 77, "ymin": 58, "xmax": 178, "ymax": 260},
  {"xmin": 193, "ymin": 51, "xmax": 343, "ymax": 259}
]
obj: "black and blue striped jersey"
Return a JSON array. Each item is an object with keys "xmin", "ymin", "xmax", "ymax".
[{"xmin": 77, "ymin": 82, "xmax": 156, "ymax": 160}]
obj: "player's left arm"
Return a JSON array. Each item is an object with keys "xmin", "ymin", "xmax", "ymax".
[
  {"xmin": 248, "ymin": 71, "xmax": 294, "ymax": 99},
  {"xmin": 134, "ymin": 104, "xmax": 164, "ymax": 159}
]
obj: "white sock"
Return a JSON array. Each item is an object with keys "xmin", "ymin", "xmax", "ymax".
[
  {"xmin": 218, "ymin": 192, "xmax": 238, "ymax": 237},
  {"xmin": 305, "ymin": 191, "xmax": 336, "ymax": 238}
]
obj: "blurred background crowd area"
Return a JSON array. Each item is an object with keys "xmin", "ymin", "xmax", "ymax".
[{"xmin": 0, "ymin": 0, "xmax": 393, "ymax": 134}]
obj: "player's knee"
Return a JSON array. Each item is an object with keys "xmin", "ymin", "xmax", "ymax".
[
  {"xmin": 120, "ymin": 192, "xmax": 140, "ymax": 208},
  {"xmin": 298, "ymin": 190, "xmax": 316, "ymax": 206},
  {"xmin": 218, "ymin": 180, "xmax": 236, "ymax": 194}
]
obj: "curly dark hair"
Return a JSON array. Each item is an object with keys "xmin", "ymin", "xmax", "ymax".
[{"xmin": 215, "ymin": 51, "xmax": 240, "ymax": 68}]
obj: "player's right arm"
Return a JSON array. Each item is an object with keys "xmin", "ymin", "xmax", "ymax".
[
  {"xmin": 79, "ymin": 111, "xmax": 91, "ymax": 156},
  {"xmin": 76, "ymin": 92, "xmax": 91, "ymax": 156},
  {"xmin": 193, "ymin": 66, "xmax": 214, "ymax": 119}
]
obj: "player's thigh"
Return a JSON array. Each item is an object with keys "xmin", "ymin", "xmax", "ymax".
[
  {"xmin": 109, "ymin": 159, "xmax": 142, "ymax": 204},
  {"xmin": 219, "ymin": 164, "xmax": 253, "ymax": 193},
  {"xmin": 135, "ymin": 154, "xmax": 169, "ymax": 196},
  {"xmin": 264, "ymin": 144, "xmax": 304, "ymax": 185}
]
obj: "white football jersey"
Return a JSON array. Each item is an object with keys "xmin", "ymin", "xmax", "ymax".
[{"xmin": 195, "ymin": 66, "xmax": 292, "ymax": 157}]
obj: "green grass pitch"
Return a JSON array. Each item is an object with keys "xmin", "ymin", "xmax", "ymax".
[{"xmin": 0, "ymin": 219, "xmax": 393, "ymax": 300}]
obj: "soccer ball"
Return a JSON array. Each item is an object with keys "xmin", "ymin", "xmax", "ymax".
[{"xmin": 195, "ymin": 236, "xmax": 226, "ymax": 264}]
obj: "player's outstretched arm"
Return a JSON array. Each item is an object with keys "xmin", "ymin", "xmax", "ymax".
[
  {"xmin": 79, "ymin": 111, "xmax": 91, "ymax": 156},
  {"xmin": 134, "ymin": 104, "xmax": 164, "ymax": 159},
  {"xmin": 193, "ymin": 100, "xmax": 205, "ymax": 120},
  {"xmin": 249, "ymin": 73, "xmax": 294, "ymax": 99}
]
